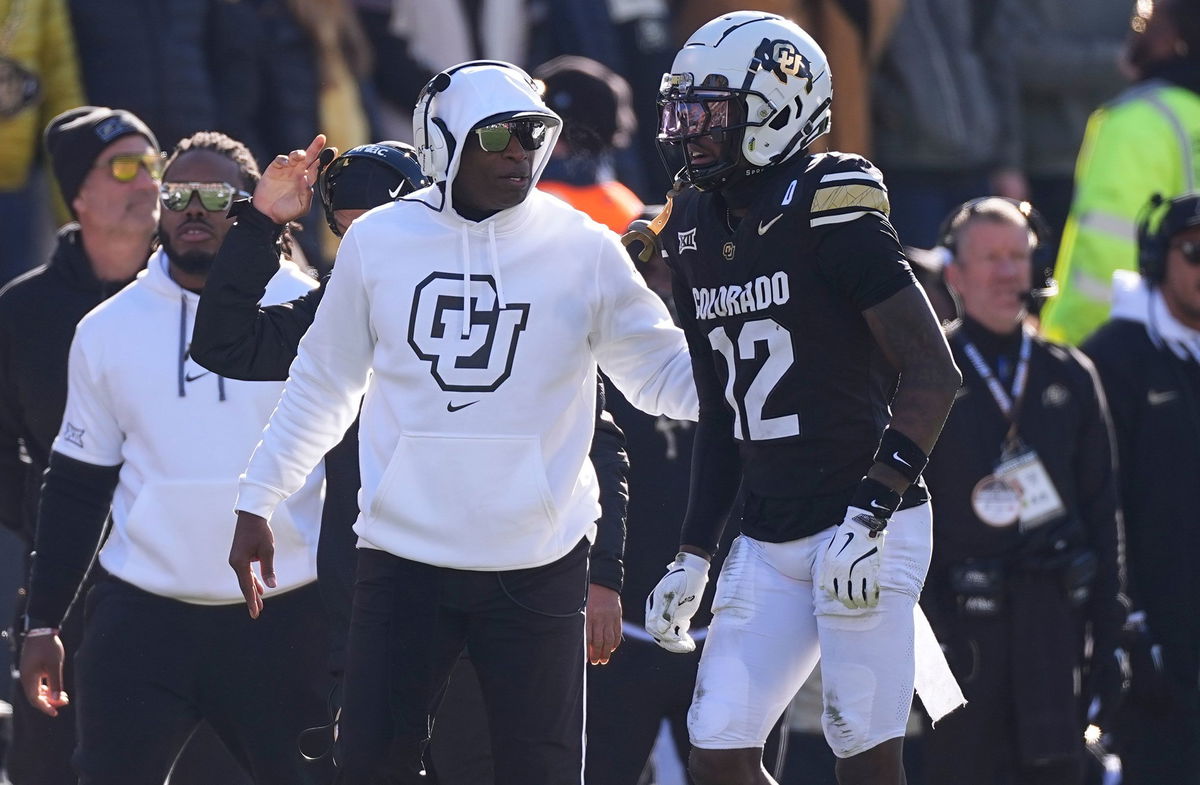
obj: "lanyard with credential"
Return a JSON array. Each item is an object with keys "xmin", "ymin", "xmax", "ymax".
[{"xmin": 958, "ymin": 328, "xmax": 1032, "ymax": 448}]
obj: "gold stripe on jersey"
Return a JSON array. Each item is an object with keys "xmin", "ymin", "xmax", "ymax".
[{"xmin": 810, "ymin": 183, "xmax": 890, "ymax": 219}]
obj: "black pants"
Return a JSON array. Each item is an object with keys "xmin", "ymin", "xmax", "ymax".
[
  {"xmin": 586, "ymin": 636, "xmax": 696, "ymax": 785},
  {"xmin": 923, "ymin": 614, "xmax": 1083, "ymax": 785},
  {"xmin": 336, "ymin": 540, "xmax": 589, "ymax": 785},
  {"xmin": 1115, "ymin": 685, "xmax": 1200, "ymax": 785},
  {"xmin": 74, "ymin": 577, "xmax": 335, "ymax": 785},
  {"xmin": 10, "ymin": 570, "xmax": 87, "ymax": 785},
  {"xmin": 319, "ymin": 419, "xmax": 363, "ymax": 677}
]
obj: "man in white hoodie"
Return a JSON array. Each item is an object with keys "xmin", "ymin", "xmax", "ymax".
[
  {"xmin": 231, "ymin": 61, "xmax": 696, "ymax": 784},
  {"xmin": 18, "ymin": 131, "xmax": 332, "ymax": 785}
]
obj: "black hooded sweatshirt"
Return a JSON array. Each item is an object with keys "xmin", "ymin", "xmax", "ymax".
[{"xmin": 0, "ymin": 225, "xmax": 141, "ymax": 544}]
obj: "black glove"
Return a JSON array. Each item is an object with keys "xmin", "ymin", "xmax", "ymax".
[
  {"xmin": 1122, "ymin": 610, "xmax": 1171, "ymax": 709},
  {"xmin": 1084, "ymin": 644, "xmax": 1130, "ymax": 732}
]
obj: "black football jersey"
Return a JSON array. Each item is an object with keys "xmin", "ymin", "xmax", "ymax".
[{"xmin": 663, "ymin": 152, "xmax": 924, "ymax": 542}]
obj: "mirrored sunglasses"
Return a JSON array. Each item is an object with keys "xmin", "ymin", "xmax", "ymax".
[
  {"xmin": 474, "ymin": 120, "xmax": 547, "ymax": 153},
  {"xmin": 106, "ymin": 153, "xmax": 165, "ymax": 183},
  {"xmin": 1173, "ymin": 240, "xmax": 1200, "ymax": 265},
  {"xmin": 159, "ymin": 181, "xmax": 250, "ymax": 212}
]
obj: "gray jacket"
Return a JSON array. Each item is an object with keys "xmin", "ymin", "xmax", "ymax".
[
  {"xmin": 872, "ymin": 0, "xmax": 1020, "ymax": 173},
  {"xmin": 1011, "ymin": 0, "xmax": 1131, "ymax": 178}
]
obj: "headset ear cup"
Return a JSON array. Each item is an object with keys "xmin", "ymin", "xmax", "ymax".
[
  {"xmin": 427, "ymin": 118, "xmax": 454, "ymax": 180},
  {"xmin": 936, "ymin": 205, "xmax": 963, "ymax": 258},
  {"xmin": 1137, "ymin": 195, "xmax": 1167, "ymax": 284}
]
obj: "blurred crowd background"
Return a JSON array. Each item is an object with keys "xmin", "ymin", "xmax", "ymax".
[
  {"xmin": 0, "ymin": 0, "xmax": 1136, "ymax": 284},
  {"xmin": 0, "ymin": 1, "xmax": 1193, "ymax": 784}
]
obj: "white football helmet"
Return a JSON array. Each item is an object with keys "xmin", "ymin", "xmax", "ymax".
[{"xmin": 657, "ymin": 12, "xmax": 832, "ymax": 190}]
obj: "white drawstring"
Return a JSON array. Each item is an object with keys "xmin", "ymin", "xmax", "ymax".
[
  {"xmin": 487, "ymin": 222, "xmax": 506, "ymax": 307},
  {"xmin": 460, "ymin": 225, "xmax": 472, "ymax": 338}
]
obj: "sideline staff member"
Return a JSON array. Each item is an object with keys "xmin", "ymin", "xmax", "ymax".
[
  {"xmin": 922, "ymin": 197, "xmax": 1127, "ymax": 785},
  {"xmin": 230, "ymin": 61, "xmax": 696, "ymax": 784},
  {"xmin": 1084, "ymin": 193, "xmax": 1200, "ymax": 784}
]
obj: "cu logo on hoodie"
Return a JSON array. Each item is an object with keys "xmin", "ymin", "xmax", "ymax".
[{"xmin": 408, "ymin": 272, "xmax": 531, "ymax": 392}]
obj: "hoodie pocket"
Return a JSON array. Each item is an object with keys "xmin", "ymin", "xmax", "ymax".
[
  {"xmin": 106, "ymin": 480, "xmax": 241, "ymax": 602},
  {"xmin": 365, "ymin": 431, "xmax": 560, "ymax": 565}
]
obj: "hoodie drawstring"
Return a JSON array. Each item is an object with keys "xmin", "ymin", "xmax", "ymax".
[
  {"xmin": 178, "ymin": 292, "xmax": 225, "ymax": 401},
  {"xmin": 460, "ymin": 225, "xmax": 472, "ymax": 338},
  {"xmin": 178, "ymin": 293, "xmax": 188, "ymax": 398},
  {"xmin": 458, "ymin": 222, "xmax": 508, "ymax": 337},
  {"xmin": 487, "ymin": 222, "xmax": 506, "ymax": 308}
]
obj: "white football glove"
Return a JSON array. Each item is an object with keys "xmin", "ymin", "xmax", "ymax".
[
  {"xmin": 819, "ymin": 508, "xmax": 887, "ymax": 610},
  {"xmin": 645, "ymin": 551, "xmax": 710, "ymax": 653}
]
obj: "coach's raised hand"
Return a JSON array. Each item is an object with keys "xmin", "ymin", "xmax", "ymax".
[{"xmin": 252, "ymin": 133, "xmax": 334, "ymax": 225}]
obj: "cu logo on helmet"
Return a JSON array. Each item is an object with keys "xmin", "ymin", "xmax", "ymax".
[
  {"xmin": 755, "ymin": 38, "xmax": 813, "ymax": 91},
  {"xmin": 407, "ymin": 272, "xmax": 530, "ymax": 392}
]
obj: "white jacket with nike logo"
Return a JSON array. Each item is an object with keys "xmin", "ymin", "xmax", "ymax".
[{"xmin": 236, "ymin": 62, "xmax": 697, "ymax": 571}]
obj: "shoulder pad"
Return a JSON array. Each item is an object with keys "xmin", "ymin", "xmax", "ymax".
[{"xmin": 805, "ymin": 153, "xmax": 889, "ymax": 229}]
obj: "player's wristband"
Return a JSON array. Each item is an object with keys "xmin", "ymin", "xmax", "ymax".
[
  {"xmin": 874, "ymin": 428, "xmax": 928, "ymax": 484},
  {"xmin": 23, "ymin": 627, "xmax": 59, "ymax": 638},
  {"xmin": 849, "ymin": 477, "xmax": 902, "ymax": 520}
]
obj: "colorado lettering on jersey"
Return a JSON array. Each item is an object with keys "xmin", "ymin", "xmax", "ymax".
[{"xmin": 692, "ymin": 271, "xmax": 790, "ymax": 321}]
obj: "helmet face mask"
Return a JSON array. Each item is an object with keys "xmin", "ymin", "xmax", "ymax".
[
  {"xmin": 657, "ymin": 73, "xmax": 756, "ymax": 190},
  {"xmin": 657, "ymin": 12, "xmax": 833, "ymax": 191}
]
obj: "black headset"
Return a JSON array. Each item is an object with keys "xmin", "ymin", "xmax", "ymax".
[
  {"xmin": 1137, "ymin": 193, "xmax": 1174, "ymax": 284},
  {"xmin": 937, "ymin": 196, "xmax": 1058, "ymax": 299}
]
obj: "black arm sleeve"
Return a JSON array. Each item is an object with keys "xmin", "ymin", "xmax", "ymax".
[
  {"xmin": 0, "ymin": 314, "xmax": 22, "ymax": 537},
  {"xmin": 1082, "ymin": 333, "xmax": 1145, "ymax": 607},
  {"xmin": 670, "ymin": 270, "xmax": 741, "ymax": 555},
  {"xmin": 1071, "ymin": 349, "xmax": 1129, "ymax": 655},
  {"xmin": 25, "ymin": 452, "xmax": 120, "ymax": 627},
  {"xmin": 191, "ymin": 202, "xmax": 324, "ymax": 382},
  {"xmin": 588, "ymin": 376, "xmax": 629, "ymax": 592}
]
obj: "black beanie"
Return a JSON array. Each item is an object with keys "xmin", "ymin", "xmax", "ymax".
[
  {"xmin": 533, "ymin": 56, "xmax": 636, "ymax": 154},
  {"xmin": 44, "ymin": 106, "xmax": 159, "ymax": 211}
]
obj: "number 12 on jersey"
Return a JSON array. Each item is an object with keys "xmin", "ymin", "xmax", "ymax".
[{"xmin": 707, "ymin": 317, "xmax": 800, "ymax": 441}]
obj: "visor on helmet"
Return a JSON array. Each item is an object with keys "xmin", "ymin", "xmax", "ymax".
[
  {"xmin": 655, "ymin": 73, "xmax": 767, "ymax": 190},
  {"xmin": 657, "ymin": 90, "xmax": 733, "ymax": 141}
]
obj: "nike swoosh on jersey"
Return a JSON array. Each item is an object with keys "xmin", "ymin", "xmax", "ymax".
[
  {"xmin": 1147, "ymin": 389, "xmax": 1178, "ymax": 406},
  {"xmin": 446, "ymin": 400, "xmax": 478, "ymax": 412},
  {"xmin": 757, "ymin": 214, "xmax": 784, "ymax": 235},
  {"xmin": 389, "ymin": 183, "xmax": 406, "ymax": 198},
  {"xmin": 184, "ymin": 371, "xmax": 211, "ymax": 383}
]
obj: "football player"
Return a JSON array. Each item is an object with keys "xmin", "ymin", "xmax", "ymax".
[{"xmin": 644, "ymin": 12, "xmax": 962, "ymax": 785}]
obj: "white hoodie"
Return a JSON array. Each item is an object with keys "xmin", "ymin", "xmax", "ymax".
[
  {"xmin": 237, "ymin": 62, "xmax": 697, "ymax": 571},
  {"xmin": 53, "ymin": 251, "xmax": 323, "ymax": 604}
]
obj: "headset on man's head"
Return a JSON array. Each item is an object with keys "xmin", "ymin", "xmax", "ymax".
[
  {"xmin": 1136, "ymin": 193, "xmax": 1200, "ymax": 284},
  {"xmin": 936, "ymin": 196, "xmax": 1058, "ymax": 300},
  {"xmin": 412, "ymin": 60, "xmax": 542, "ymax": 180}
]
